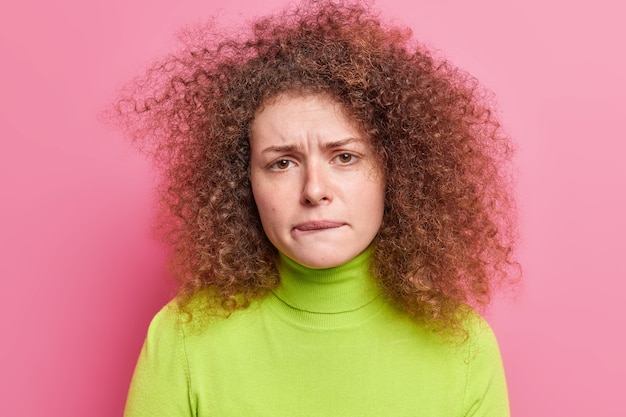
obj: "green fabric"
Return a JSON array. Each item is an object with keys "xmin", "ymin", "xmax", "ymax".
[{"xmin": 124, "ymin": 249, "xmax": 509, "ymax": 416}]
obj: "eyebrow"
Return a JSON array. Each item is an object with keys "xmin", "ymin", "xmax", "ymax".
[{"xmin": 261, "ymin": 137, "xmax": 362, "ymax": 154}]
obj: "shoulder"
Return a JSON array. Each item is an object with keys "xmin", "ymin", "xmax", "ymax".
[
  {"xmin": 138, "ymin": 300, "xmax": 188, "ymax": 364},
  {"xmin": 147, "ymin": 293, "xmax": 266, "ymax": 346},
  {"xmin": 460, "ymin": 311, "xmax": 510, "ymax": 416},
  {"xmin": 124, "ymin": 300, "xmax": 195, "ymax": 416},
  {"xmin": 145, "ymin": 294, "xmax": 224, "ymax": 338},
  {"xmin": 140, "ymin": 295, "xmax": 220, "ymax": 355},
  {"xmin": 463, "ymin": 311, "xmax": 502, "ymax": 360}
]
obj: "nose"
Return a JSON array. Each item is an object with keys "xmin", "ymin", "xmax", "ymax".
[{"xmin": 300, "ymin": 163, "xmax": 333, "ymax": 205}]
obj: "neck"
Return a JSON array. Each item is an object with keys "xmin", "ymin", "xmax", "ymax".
[{"xmin": 273, "ymin": 247, "xmax": 380, "ymax": 314}]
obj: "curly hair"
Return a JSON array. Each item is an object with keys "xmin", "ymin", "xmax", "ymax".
[{"xmin": 115, "ymin": 0, "xmax": 518, "ymax": 334}]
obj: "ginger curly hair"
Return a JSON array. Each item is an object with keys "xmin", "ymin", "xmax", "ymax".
[{"xmin": 115, "ymin": 0, "xmax": 518, "ymax": 334}]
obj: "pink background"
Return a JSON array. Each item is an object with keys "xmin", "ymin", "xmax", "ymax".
[{"xmin": 1, "ymin": 0, "xmax": 624, "ymax": 415}]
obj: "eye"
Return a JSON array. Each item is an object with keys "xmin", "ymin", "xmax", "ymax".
[
  {"xmin": 335, "ymin": 153, "xmax": 356, "ymax": 164},
  {"xmin": 270, "ymin": 159, "xmax": 294, "ymax": 170}
]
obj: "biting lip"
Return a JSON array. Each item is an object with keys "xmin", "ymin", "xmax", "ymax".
[{"xmin": 293, "ymin": 220, "xmax": 346, "ymax": 232}]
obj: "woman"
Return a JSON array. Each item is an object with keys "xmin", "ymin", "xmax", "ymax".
[{"xmin": 117, "ymin": 1, "xmax": 518, "ymax": 415}]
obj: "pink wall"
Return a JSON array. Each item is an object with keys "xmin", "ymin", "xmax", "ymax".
[{"xmin": 1, "ymin": 0, "xmax": 624, "ymax": 415}]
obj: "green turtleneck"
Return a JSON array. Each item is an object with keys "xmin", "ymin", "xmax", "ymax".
[{"xmin": 125, "ymin": 249, "xmax": 509, "ymax": 416}]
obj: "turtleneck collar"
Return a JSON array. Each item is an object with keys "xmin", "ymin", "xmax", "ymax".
[{"xmin": 272, "ymin": 246, "xmax": 381, "ymax": 314}]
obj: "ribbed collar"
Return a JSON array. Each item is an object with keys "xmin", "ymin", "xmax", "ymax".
[{"xmin": 272, "ymin": 246, "xmax": 381, "ymax": 315}]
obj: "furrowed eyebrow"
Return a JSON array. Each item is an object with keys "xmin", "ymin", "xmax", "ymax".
[
  {"xmin": 261, "ymin": 144, "xmax": 303, "ymax": 154},
  {"xmin": 260, "ymin": 137, "xmax": 363, "ymax": 154},
  {"xmin": 323, "ymin": 137, "xmax": 362, "ymax": 149}
]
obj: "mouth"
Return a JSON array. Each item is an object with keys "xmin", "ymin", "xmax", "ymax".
[{"xmin": 293, "ymin": 220, "xmax": 345, "ymax": 232}]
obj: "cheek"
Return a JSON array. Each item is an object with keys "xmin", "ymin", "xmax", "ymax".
[
  {"xmin": 251, "ymin": 182, "xmax": 277, "ymax": 225},
  {"xmin": 364, "ymin": 174, "xmax": 385, "ymax": 204},
  {"xmin": 365, "ymin": 180, "xmax": 386, "ymax": 228}
]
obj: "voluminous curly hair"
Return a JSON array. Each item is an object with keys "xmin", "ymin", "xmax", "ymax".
[{"xmin": 115, "ymin": 0, "xmax": 518, "ymax": 334}]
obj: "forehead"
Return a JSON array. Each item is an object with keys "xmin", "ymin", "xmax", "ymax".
[{"xmin": 250, "ymin": 93, "xmax": 364, "ymax": 143}]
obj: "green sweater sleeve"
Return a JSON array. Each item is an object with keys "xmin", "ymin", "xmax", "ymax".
[
  {"xmin": 124, "ymin": 304, "xmax": 194, "ymax": 417},
  {"xmin": 462, "ymin": 318, "xmax": 510, "ymax": 417}
]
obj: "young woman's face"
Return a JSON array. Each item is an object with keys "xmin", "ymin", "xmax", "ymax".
[{"xmin": 249, "ymin": 94, "xmax": 385, "ymax": 268}]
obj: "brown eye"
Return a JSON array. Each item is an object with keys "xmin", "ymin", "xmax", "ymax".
[
  {"xmin": 271, "ymin": 159, "xmax": 294, "ymax": 170},
  {"xmin": 336, "ymin": 153, "xmax": 354, "ymax": 164}
]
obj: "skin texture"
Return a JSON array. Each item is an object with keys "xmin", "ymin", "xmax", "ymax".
[{"xmin": 249, "ymin": 94, "xmax": 385, "ymax": 269}]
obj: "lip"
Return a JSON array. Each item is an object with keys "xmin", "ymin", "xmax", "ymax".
[{"xmin": 293, "ymin": 220, "xmax": 346, "ymax": 232}]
